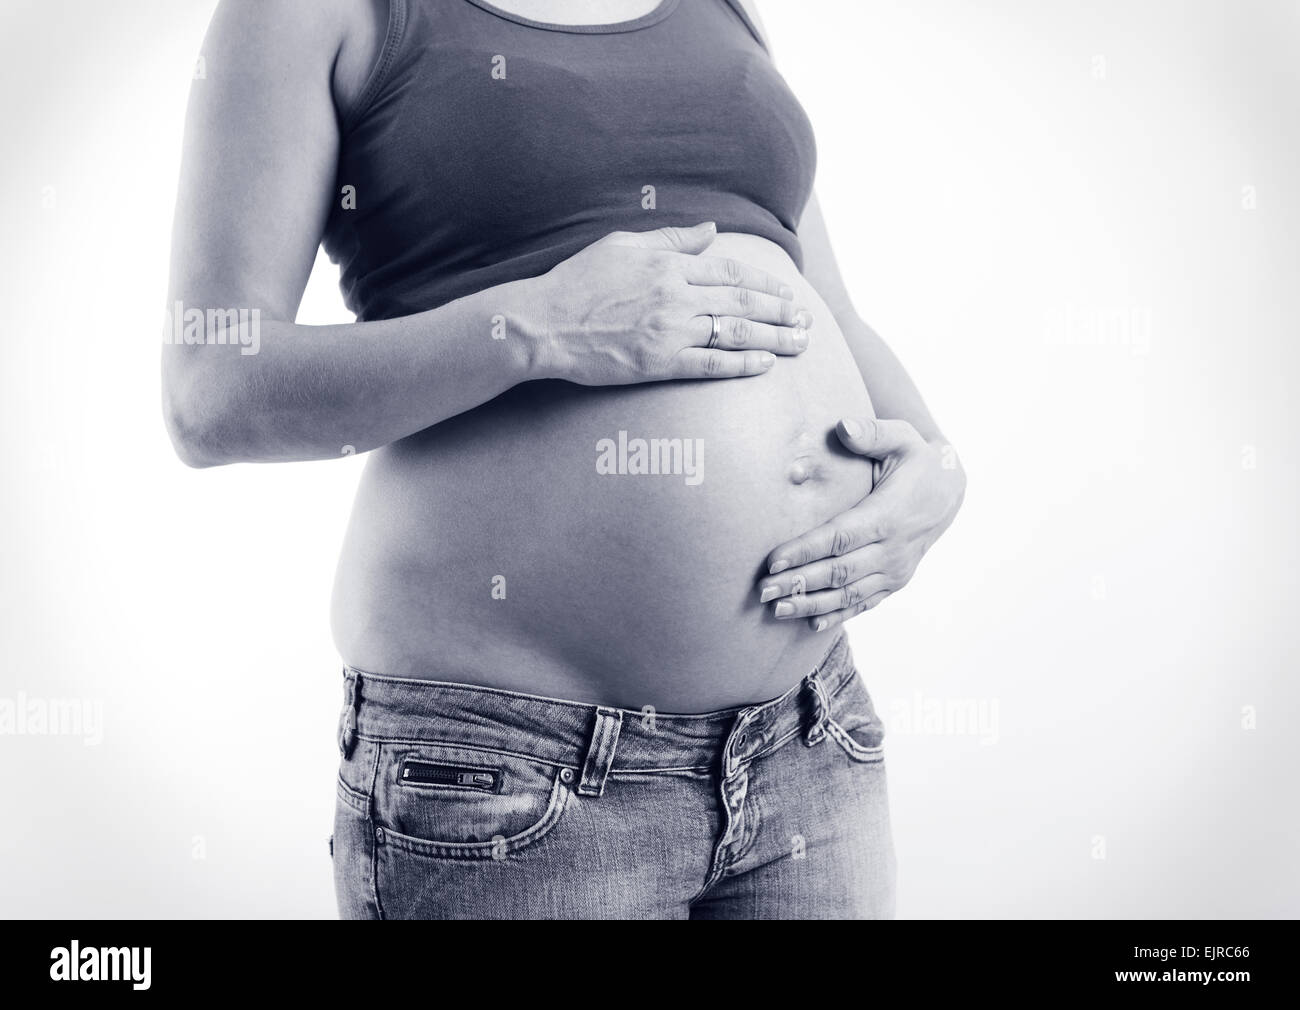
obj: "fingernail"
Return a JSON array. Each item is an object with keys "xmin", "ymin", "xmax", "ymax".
[
  {"xmin": 769, "ymin": 558, "xmax": 790, "ymax": 574},
  {"xmin": 779, "ymin": 284, "xmax": 795, "ymax": 300},
  {"xmin": 840, "ymin": 418, "xmax": 862, "ymax": 439},
  {"xmin": 774, "ymin": 601, "xmax": 794, "ymax": 618},
  {"xmin": 760, "ymin": 585, "xmax": 781, "ymax": 603},
  {"xmin": 813, "ymin": 618, "xmax": 828, "ymax": 632},
  {"xmin": 702, "ymin": 221, "xmax": 717, "ymax": 232},
  {"xmin": 796, "ymin": 310, "xmax": 814, "ymax": 328},
  {"xmin": 792, "ymin": 328, "xmax": 808, "ymax": 349},
  {"xmin": 759, "ymin": 352, "xmax": 775, "ymax": 368}
]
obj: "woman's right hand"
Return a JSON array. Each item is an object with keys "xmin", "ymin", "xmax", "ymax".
[{"xmin": 531, "ymin": 222, "xmax": 813, "ymax": 385}]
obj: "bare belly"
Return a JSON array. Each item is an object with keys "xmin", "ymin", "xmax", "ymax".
[{"xmin": 331, "ymin": 233, "xmax": 876, "ymax": 711}]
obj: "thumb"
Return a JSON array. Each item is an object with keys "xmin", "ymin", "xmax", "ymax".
[
  {"xmin": 615, "ymin": 221, "xmax": 717, "ymax": 253},
  {"xmin": 836, "ymin": 417, "xmax": 922, "ymax": 459}
]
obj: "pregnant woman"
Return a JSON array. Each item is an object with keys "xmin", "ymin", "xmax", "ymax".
[{"xmin": 163, "ymin": 0, "xmax": 965, "ymax": 919}]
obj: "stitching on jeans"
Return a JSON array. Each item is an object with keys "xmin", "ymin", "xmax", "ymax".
[
  {"xmin": 579, "ymin": 708, "xmax": 621, "ymax": 795},
  {"xmin": 353, "ymin": 733, "xmax": 574, "ymax": 771},
  {"xmin": 825, "ymin": 718, "xmax": 885, "ymax": 763},
  {"xmin": 689, "ymin": 771, "xmax": 740, "ymax": 903},
  {"xmin": 376, "ymin": 771, "xmax": 571, "ymax": 860},
  {"xmin": 336, "ymin": 773, "xmax": 369, "ymax": 814},
  {"xmin": 830, "ymin": 672, "xmax": 860, "ymax": 700},
  {"xmin": 610, "ymin": 764, "xmax": 712, "ymax": 775},
  {"xmin": 366, "ymin": 742, "xmax": 385, "ymax": 920},
  {"xmin": 742, "ymin": 724, "xmax": 803, "ymax": 766},
  {"xmin": 727, "ymin": 778, "xmax": 763, "ymax": 869},
  {"xmin": 355, "ymin": 734, "xmax": 718, "ymax": 777},
  {"xmin": 353, "ymin": 734, "xmax": 714, "ymax": 776}
]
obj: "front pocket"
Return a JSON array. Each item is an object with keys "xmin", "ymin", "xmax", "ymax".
[
  {"xmin": 826, "ymin": 717, "xmax": 885, "ymax": 763},
  {"xmin": 825, "ymin": 668, "xmax": 886, "ymax": 763},
  {"xmin": 372, "ymin": 741, "xmax": 572, "ymax": 859}
]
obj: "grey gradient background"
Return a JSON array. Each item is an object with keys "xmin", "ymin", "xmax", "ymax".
[{"xmin": 0, "ymin": 0, "xmax": 1296, "ymax": 918}]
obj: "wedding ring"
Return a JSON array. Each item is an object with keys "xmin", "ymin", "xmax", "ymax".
[{"xmin": 706, "ymin": 313, "xmax": 721, "ymax": 349}]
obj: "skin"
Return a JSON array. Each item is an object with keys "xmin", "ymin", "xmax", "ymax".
[{"xmin": 164, "ymin": 0, "xmax": 965, "ymax": 706}]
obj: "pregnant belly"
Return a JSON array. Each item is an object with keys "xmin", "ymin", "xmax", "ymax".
[{"xmin": 331, "ymin": 233, "xmax": 876, "ymax": 712}]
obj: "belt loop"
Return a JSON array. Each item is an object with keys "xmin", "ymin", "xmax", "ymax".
[
  {"xmin": 578, "ymin": 706, "xmax": 623, "ymax": 797},
  {"xmin": 723, "ymin": 709, "xmax": 756, "ymax": 779},
  {"xmin": 803, "ymin": 671, "xmax": 830, "ymax": 746},
  {"xmin": 338, "ymin": 670, "xmax": 359, "ymax": 758}
]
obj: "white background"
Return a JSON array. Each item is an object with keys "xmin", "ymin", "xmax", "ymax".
[{"xmin": 1, "ymin": 0, "xmax": 1296, "ymax": 918}]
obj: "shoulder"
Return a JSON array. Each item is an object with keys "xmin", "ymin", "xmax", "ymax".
[
  {"xmin": 206, "ymin": 0, "xmax": 355, "ymax": 51},
  {"xmin": 205, "ymin": 0, "xmax": 387, "ymax": 112}
]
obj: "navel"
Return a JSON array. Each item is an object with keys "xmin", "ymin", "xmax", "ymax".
[{"xmin": 787, "ymin": 457, "xmax": 815, "ymax": 485}]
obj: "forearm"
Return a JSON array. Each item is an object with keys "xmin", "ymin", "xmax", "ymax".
[
  {"xmin": 797, "ymin": 193, "xmax": 957, "ymax": 456},
  {"xmin": 837, "ymin": 312, "xmax": 968, "ymax": 517},
  {"xmin": 840, "ymin": 312, "xmax": 954, "ymax": 451},
  {"xmin": 163, "ymin": 276, "xmax": 545, "ymax": 467}
]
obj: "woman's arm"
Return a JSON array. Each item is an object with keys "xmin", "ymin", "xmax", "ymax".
[
  {"xmin": 799, "ymin": 194, "xmax": 958, "ymax": 454},
  {"xmin": 736, "ymin": 0, "xmax": 965, "ymax": 627},
  {"xmin": 163, "ymin": 0, "xmax": 536, "ymax": 467},
  {"xmin": 758, "ymin": 192, "xmax": 967, "ymax": 629},
  {"xmin": 164, "ymin": 0, "xmax": 809, "ymax": 468}
]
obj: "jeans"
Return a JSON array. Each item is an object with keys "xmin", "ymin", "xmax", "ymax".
[{"xmin": 332, "ymin": 633, "xmax": 895, "ymax": 919}]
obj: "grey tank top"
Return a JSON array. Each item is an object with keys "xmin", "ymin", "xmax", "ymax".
[{"xmin": 323, "ymin": 0, "xmax": 818, "ymax": 321}]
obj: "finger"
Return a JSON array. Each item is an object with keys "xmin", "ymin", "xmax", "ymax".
[
  {"xmin": 835, "ymin": 417, "xmax": 924, "ymax": 460},
  {"xmin": 757, "ymin": 544, "xmax": 886, "ymax": 601},
  {"xmin": 769, "ymin": 574, "xmax": 892, "ymax": 620},
  {"xmin": 681, "ymin": 255, "xmax": 796, "ymax": 301},
  {"xmin": 668, "ymin": 348, "xmax": 776, "ymax": 379},
  {"xmin": 700, "ymin": 286, "xmax": 809, "ymax": 327},
  {"xmin": 691, "ymin": 314, "xmax": 808, "ymax": 355},
  {"xmin": 810, "ymin": 589, "xmax": 893, "ymax": 632},
  {"xmin": 766, "ymin": 507, "xmax": 889, "ymax": 575},
  {"xmin": 601, "ymin": 221, "xmax": 717, "ymax": 253}
]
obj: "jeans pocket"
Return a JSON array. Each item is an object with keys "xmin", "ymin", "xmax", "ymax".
[
  {"xmin": 825, "ymin": 668, "xmax": 886, "ymax": 763},
  {"xmin": 371, "ymin": 741, "xmax": 572, "ymax": 859}
]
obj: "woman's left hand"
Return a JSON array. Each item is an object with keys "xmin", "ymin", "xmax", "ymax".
[{"xmin": 758, "ymin": 417, "xmax": 966, "ymax": 631}]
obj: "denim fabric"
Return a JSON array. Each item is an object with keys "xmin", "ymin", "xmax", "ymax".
[{"xmin": 332, "ymin": 634, "xmax": 895, "ymax": 919}]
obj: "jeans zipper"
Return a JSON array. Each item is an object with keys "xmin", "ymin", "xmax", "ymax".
[{"xmin": 399, "ymin": 759, "xmax": 500, "ymax": 791}]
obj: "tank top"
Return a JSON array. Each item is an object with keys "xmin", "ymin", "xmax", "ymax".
[{"xmin": 322, "ymin": 0, "xmax": 818, "ymax": 322}]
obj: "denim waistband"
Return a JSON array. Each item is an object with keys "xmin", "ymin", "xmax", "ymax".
[{"xmin": 338, "ymin": 634, "xmax": 856, "ymax": 791}]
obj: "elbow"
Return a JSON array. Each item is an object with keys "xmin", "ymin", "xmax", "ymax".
[
  {"xmin": 161, "ymin": 356, "xmax": 237, "ymax": 469},
  {"xmin": 165, "ymin": 413, "xmax": 224, "ymax": 469},
  {"xmin": 163, "ymin": 393, "xmax": 227, "ymax": 469}
]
